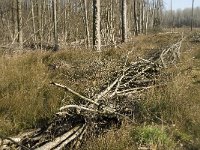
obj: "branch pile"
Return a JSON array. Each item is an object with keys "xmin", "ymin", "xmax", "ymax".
[
  {"xmin": 190, "ymin": 32, "xmax": 200, "ymax": 43},
  {"xmin": 1, "ymin": 39, "xmax": 183, "ymax": 150}
]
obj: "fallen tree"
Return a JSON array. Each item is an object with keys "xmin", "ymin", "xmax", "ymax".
[{"xmin": 1, "ymin": 38, "xmax": 184, "ymax": 150}]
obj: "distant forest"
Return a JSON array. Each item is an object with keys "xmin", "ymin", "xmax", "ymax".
[{"xmin": 162, "ymin": 7, "xmax": 200, "ymax": 28}]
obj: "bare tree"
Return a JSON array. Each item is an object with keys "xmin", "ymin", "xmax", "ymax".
[
  {"xmin": 12, "ymin": 0, "xmax": 18, "ymax": 41},
  {"xmin": 52, "ymin": 0, "xmax": 59, "ymax": 51},
  {"xmin": 82, "ymin": 0, "xmax": 90, "ymax": 48},
  {"xmin": 121, "ymin": 0, "xmax": 127, "ymax": 42},
  {"xmin": 17, "ymin": 0, "xmax": 23, "ymax": 48},
  {"xmin": 93, "ymin": 0, "xmax": 101, "ymax": 51},
  {"xmin": 31, "ymin": 0, "xmax": 37, "ymax": 44},
  {"xmin": 133, "ymin": 0, "xmax": 138, "ymax": 36},
  {"xmin": 145, "ymin": 0, "xmax": 150, "ymax": 35},
  {"xmin": 0, "ymin": 0, "xmax": 168, "ymax": 49}
]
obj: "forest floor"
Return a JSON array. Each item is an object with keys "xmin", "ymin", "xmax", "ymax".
[{"xmin": 0, "ymin": 30, "xmax": 200, "ymax": 149}]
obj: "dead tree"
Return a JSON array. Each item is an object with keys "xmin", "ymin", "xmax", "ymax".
[
  {"xmin": 17, "ymin": 0, "xmax": 23, "ymax": 49},
  {"xmin": 36, "ymin": 0, "xmax": 42, "ymax": 48},
  {"xmin": 82, "ymin": 0, "xmax": 90, "ymax": 48},
  {"xmin": 52, "ymin": 0, "xmax": 59, "ymax": 51},
  {"xmin": 145, "ymin": 0, "xmax": 149, "ymax": 35},
  {"xmin": 12, "ymin": 0, "xmax": 18, "ymax": 41},
  {"xmin": 133, "ymin": 0, "xmax": 138, "ymax": 36},
  {"xmin": 93, "ymin": 0, "xmax": 101, "ymax": 51},
  {"xmin": 121, "ymin": 0, "xmax": 127, "ymax": 43},
  {"xmin": 31, "ymin": 0, "xmax": 37, "ymax": 44}
]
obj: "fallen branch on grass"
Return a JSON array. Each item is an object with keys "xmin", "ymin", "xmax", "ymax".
[
  {"xmin": 50, "ymin": 82, "xmax": 99, "ymax": 106},
  {"xmin": 1, "ymin": 39, "xmax": 184, "ymax": 150}
]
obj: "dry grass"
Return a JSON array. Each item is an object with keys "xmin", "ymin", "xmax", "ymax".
[
  {"xmin": 84, "ymin": 125, "xmax": 136, "ymax": 150},
  {"xmin": 84, "ymin": 33, "xmax": 200, "ymax": 149},
  {"xmin": 1, "ymin": 32, "xmax": 200, "ymax": 149},
  {"xmin": 0, "ymin": 36, "xmax": 157, "ymax": 136},
  {"xmin": 0, "ymin": 51, "xmax": 63, "ymax": 135}
]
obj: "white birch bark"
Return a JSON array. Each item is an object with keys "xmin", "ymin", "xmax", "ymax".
[
  {"xmin": 93, "ymin": 0, "xmax": 101, "ymax": 51},
  {"xmin": 53, "ymin": 0, "xmax": 59, "ymax": 51}
]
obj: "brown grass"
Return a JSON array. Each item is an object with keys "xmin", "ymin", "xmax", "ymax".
[
  {"xmin": 0, "ymin": 35, "xmax": 158, "ymax": 136},
  {"xmin": 1, "ymin": 32, "xmax": 200, "ymax": 149},
  {"xmin": 84, "ymin": 33, "xmax": 200, "ymax": 149}
]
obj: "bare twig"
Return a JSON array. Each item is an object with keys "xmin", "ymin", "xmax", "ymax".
[{"xmin": 51, "ymin": 82, "xmax": 99, "ymax": 106}]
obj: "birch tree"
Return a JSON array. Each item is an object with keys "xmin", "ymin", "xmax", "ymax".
[
  {"xmin": 82, "ymin": 0, "xmax": 90, "ymax": 48},
  {"xmin": 52, "ymin": 0, "xmax": 59, "ymax": 51},
  {"xmin": 31, "ymin": 0, "xmax": 37, "ymax": 44},
  {"xmin": 93, "ymin": 0, "xmax": 101, "ymax": 51},
  {"xmin": 122, "ymin": 0, "xmax": 127, "ymax": 42},
  {"xmin": 133, "ymin": 0, "xmax": 138, "ymax": 36},
  {"xmin": 12, "ymin": 0, "xmax": 18, "ymax": 41}
]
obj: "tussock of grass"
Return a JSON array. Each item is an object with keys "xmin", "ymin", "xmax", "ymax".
[
  {"xmin": 84, "ymin": 125, "xmax": 136, "ymax": 150},
  {"xmin": 0, "ymin": 51, "xmax": 64, "ymax": 135}
]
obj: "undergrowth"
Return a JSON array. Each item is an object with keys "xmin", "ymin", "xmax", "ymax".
[
  {"xmin": 84, "ymin": 33, "xmax": 200, "ymax": 149},
  {"xmin": 1, "ymin": 33, "xmax": 200, "ymax": 149}
]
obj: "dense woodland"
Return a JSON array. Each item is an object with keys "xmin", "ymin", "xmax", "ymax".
[
  {"xmin": 0, "ymin": 0, "xmax": 164, "ymax": 50},
  {"xmin": 1, "ymin": 0, "xmax": 200, "ymax": 150},
  {"xmin": 0, "ymin": 0, "xmax": 198, "ymax": 50}
]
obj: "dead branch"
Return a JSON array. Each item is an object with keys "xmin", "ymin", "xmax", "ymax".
[{"xmin": 51, "ymin": 82, "xmax": 99, "ymax": 106}]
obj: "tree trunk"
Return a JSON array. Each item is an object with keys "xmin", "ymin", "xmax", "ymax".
[
  {"xmin": 64, "ymin": 0, "xmax": 67, "ymax": 43},
  {"xmin": 145, "ymin": 0, "xmax": 149, "ymax": 35},
  {"xmin": 37, "ymin": 0, "xmax": 42, "ymax": 48},
  {"xmin": 141, "ymin": 0, "xmax": 145, "ymax": 34},
  {"xmin": 83, "ymin": 0, "xmax": 90, "ymax": 48},
  {"xmin": 31, "ymin": 0, "xmax": 37, "ymax": 44},
  {"xmin": 122, "ymin": 0, "xmax": 127, "ymax": 42},
  {"xmin": 12, "ymin": 0, "xmax": 18, "ymax": 41},
  {"xmin": 110, "ymin": 0, "xmax": 115, "ymax": 46},
  {"xmin": 133, "ymin": 0, "xmax": 138, "ymax": 36},
  {"xmin": 17, "ymin": 0, "xmax": 23, "ymax": 49},
  {"xmin": 93, "ymin": 0, "xmax": 101, "ymax": 51},
  {"xmin": 53, "ymin": 0, "xmax": 59, "ymax": 51}
]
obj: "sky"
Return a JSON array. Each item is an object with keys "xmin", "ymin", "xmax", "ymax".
[{"xmin": 164, "ymin": 0, "xmax": 200, "ymax": 10}]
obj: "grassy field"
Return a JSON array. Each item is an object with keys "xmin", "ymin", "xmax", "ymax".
[{"xmin": 0, "ymin": 32, "xmax": 200, "ymax": 149}]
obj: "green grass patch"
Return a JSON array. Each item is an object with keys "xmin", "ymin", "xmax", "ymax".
[{"xmin": 130, "ymin": 125, "xmax": 175, "ymax": 149}]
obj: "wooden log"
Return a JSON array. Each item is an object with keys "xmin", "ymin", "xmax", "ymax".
[
  {"xmin": 53, "ymin": 125, "xmax": 86, "ymax": 150},
  {"xmin": 35, "ymin": 125, "xmax": 83, "ymax": 150}
]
